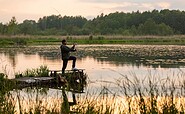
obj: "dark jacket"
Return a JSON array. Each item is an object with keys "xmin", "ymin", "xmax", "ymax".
[{"xmin": 60, "ymin": 44, "xmax": 76, "ymax": 60}]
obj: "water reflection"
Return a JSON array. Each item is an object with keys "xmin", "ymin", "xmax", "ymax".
[
  {"xmin": 9, "ymin": 68, "xmax": 87, "ymax": 113},
  {"xmin": 12, "ymin": 87, "xmax": 76, "ymax": 113},
  {"xmin": 0, "ymin": 45, "xmax": 185, "ymax": 81},
  {"xmin": 1, "ymin": 45, "xmax": 185, "ymax": 113}
]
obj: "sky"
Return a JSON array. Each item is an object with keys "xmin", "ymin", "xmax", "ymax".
[{"xmin": 0, "ymin": 0, "xmax": 185, "ymax": 23}]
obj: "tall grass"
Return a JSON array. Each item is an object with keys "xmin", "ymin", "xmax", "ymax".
[
  {"xmin": 0, "ymin": 73, "xmax": 16, "ymax": 114},
  {"xmin": 2, "ymin": 67, "xmax": 185, "ymax": 113},
  {"xmin": 15, "ymin": 65, "xmax": 49, "ymax": 78},
  {"xmin": 112, "ymin": 71, "xmax": 185, "ymax": 113}
]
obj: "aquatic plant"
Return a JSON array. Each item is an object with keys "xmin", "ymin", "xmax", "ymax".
[
  {"xmin": 3, "ymin": 65, "xmax": 185, "ymax": 113},
  {"xmin": 0, "ymin": 73, "xmax": 16, "ymax": 114},
  {"xmin": 2, "ymin": 72, "xmax": 185, "ymax": 113},
  {"xmin": 64, "ymin": 71, "xmax": 87, "ymax": 93},
  {"xmin": 15, "ymin": 65, "xmax": 49, "ymax": 78}
]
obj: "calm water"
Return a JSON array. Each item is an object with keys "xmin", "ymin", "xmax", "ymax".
[
  {"xmin": 1, "ymin": 44, "xmax": 185, "ymax": 113},
  {"xmin": 0, "ymin": 45, "xmax": 185, "ymax": 87}
]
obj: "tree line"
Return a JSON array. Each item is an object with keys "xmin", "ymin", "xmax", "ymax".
[{"xmin": 0, "ymin": 9, "xmax": 185, "ymax": 36}]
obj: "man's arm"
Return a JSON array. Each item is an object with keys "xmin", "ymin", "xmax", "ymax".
[
  {"xmin": 61, "ymin": 45, "xmax": 76, "ymax": 52},
  {"xmin": 71, "ymin": 44, "xmax": 76, "ymax": 52}
]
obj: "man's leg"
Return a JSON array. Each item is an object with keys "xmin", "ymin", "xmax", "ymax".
[
  {"xmin": 68, "ymin": 56, "xmax": 76, "ymax": 68},
  {"xmin": 62, "ymin": 59, "xmax": 68, "ymax": 74}
]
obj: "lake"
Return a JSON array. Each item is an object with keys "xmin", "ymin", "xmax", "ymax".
[
  {"xmin": 1, "ymin": 44, "xmax": 185, "ymax": 113},
  {"xmin": 0, "ymin": 44, "xmax": 185, "ymax": 89}
]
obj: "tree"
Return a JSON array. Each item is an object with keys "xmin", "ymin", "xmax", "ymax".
[
  {"xmin": 18, "ymin": 20, "xmax": 37, "ymax": 35},
  {"xmin": 0, "ymin": 9, "xmax": 184, "ymax": 35},
  {"xmin": 157, "ymin": 23, "xmax": 174, "ymax": 35},
  {"xmin": 138, "ymin": 18, "xmax": 158, "ymax": 35},
  {"xmin": 7, "ymin": 17, "xmax": 18, "ymax": 35},
  {"xmin": 138, "ymin": 18, "xmax": 174, "ymax": 35},
  {"xmin": 37, "ymin": 15, "xmax": 87, "ymax": 35},
  {"xmin": 37, "ymin": 16, "xmax": 47, "ymax": 30},
  {"xmin": 0, "ymin": 23, "xmax": 4, "ymax": 34}
]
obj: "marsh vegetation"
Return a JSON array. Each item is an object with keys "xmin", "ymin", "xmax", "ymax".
[
  {"xmin": 0, "ymin": 44, "xmax": 185, "ymax": 113},
  {"xmin": 1, "ymin": 68, "xmax": 185, "ymax": 113},
  {"xmin": 1, "ymin": 35, "xmax": 185, "ymax": 46}
]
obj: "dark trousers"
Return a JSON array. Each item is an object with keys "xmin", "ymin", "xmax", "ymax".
[{"xmin": 62, "ymin": 56, "xmax": 76, "ymax": 74}]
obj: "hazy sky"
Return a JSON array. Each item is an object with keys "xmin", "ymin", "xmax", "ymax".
[{"xmin": 0, "ymin": 0, "xmax": 185, "ymax": 23}]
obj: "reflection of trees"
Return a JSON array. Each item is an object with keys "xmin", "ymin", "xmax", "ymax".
[
  {"xmin": 8, "ymin": 55, "xmax": 16, "ymax": 68},
  {"xmin": 2, "ymin": 45, "xmax": 185, "ymax": 69},
  {"xmin": 38, "ymin": 51, "xmax": 60, "ymax": 60},
  {"xmin": 5, "ymin": 52, "xmax": 17, "ymax": 70}
]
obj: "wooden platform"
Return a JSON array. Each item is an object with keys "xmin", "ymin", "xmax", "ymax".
[
  {"xmin": 13, "ymin": 69, "xmax": 87, "ymax": 93},
  {"xmin": 49, "ymin": 69, "xmax": 85, "ymax": 77}
]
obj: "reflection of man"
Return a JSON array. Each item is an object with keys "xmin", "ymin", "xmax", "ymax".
[{"xmin": 60, "ymin": 39, "xmax": 77, "ymax": 74}]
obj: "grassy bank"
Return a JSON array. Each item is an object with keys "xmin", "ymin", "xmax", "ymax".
[{"xmin": 1, "ymin": 35, "xmax": 185, "ymax": 46}]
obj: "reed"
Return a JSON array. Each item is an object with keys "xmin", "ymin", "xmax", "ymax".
[
  {"xmin": 1, "ymin": 68, "xmax": 185, "ymax": 113},
  {"xmin": 0, "ymin": 73, "xmax": 16, "ymax": 114},
  {"xmin": 15, "ymin": 65, "xmax": 49, "ymax": 78}
]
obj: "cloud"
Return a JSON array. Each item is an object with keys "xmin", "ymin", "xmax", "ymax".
[
  {"xmin": 96, "ymin": 2, "xmax": 154, "ymax": 13},
  {"xmin": 157, "ymin": 2, "xmax": 171, "ymax": 9},
  {"xmin": 0, "ymin": 0, "xmax": 185, "ymax": 23},
  {"xmin": 87, "ymin": 1, "xmax": 172, "ymax": 14}
]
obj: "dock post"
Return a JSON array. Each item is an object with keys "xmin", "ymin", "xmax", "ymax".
[{"xmin": 54, "ymin": 71, "xmax": 57, "ymax": 77}]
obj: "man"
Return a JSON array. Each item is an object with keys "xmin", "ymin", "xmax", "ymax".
[{"xmin": 60, "ymin": 39, "xmax": 77, "ymax": 74}]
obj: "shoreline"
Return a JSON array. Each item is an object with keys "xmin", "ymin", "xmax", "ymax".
[{"xmin": 0, "ymin": 35, "xmax": 185, "ymax": 46}]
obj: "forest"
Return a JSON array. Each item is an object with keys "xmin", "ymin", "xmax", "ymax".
[{"xmin": 0, "ymin": 9, "xmax": 185, "ymax": 36}]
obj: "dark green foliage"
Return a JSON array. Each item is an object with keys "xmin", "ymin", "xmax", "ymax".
[
  {"xmin": 0, "ymin": 73, "xmax": 7, "ymax": 94},
  {"xmin": 1, "ymin": 9, "xmax": 185, "ymax": 35},
  {"xmin": 0, "ymin": 37, "xmax": 28, "ymax": 46},
  {"xmin": 137, "ymin": 18, "xmax": 174, "ymax": 35},
  {"xmin": 12, "ymin": 38, "xmax": 28, "ymax": 45},
  {"xmin": 0, "ymin": 73, "xmax": 15, "ymax": 94},
  {"xmin": 7, "ymin": 17, "xmax": 18, "ymax": 35},
  {"xmin": 0, "ymin": 23, "xmax": 7, "ymax": 35},
  {"xmin": 18, "ymin": 20, "xmax": 37, "ymax": 35},
  {"xmin": 37, "ymin": 15, "xmax": 87, "ymax": 35},
  {"xmin": 0, "ymin": 73, "xmax": 16, "ymax": 114}
]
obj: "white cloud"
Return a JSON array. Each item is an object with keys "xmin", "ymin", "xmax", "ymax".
[
  {"xmin": 140, "ymin": 3, "xmax": 155, "ymax": 10},
  {"xmin": 157, "ymin": 2, "xmax": 171, "ymax": 9}
]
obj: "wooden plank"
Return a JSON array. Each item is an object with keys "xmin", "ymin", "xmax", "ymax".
[
  {"xmin": 12, "ymin": 76, "xmax": 66, "ymax": 89},
  {"xmin": 12, "ymin": 69, "xmax": 87, "ymax": 93},
  {"xmin": 14, "ymin": 77, "xmax": 55, "ymax": 83},
  {"xmin": 49, "ymin": 69, "xmax": 85, "ymax": 77}
]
